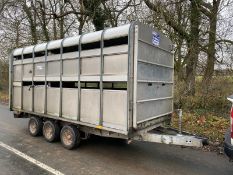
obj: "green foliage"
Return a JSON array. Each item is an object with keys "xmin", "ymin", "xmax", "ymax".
[
  {"xmin": 173, "ymin": 76, "xmax": 232, "ymax": 145},
  {"xmin": 0, "ymin": 61, "xmax": 9, "ymax": 92},
  {"xmin": 0, "ymin": 90, "xmax": 8, "ymax": 104},
  {"xmin": 174, "ymin": 76, "xmax": 233, "ymax": 117},
  {"xmin": 171, "ymin": 112, "xmax": 229, "ymax": 143},
  {"xmin": 83, "ymin": 0, "xmax": 108, "ymax": 31}
]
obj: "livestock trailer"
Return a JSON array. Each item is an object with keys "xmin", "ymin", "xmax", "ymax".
[{"xmin": 9, "ymin": 22, "xmax": 205, "ymax": 149}]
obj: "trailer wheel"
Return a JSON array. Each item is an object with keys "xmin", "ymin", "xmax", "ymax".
[
  {"xmin": 28, "ymin": 117, "xmax": 43, "ymax": 136},
  {"xmin": 43, "ymin": 120, "xmax": 60, "ymax": 142},
  {"xmin": 60, "ymin": 125, "xmax": 81, "ymax": 150}
]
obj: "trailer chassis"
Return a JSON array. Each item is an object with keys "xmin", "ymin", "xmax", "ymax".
[{"xmin": 14, "ymin": 110, "xmax": 206, "ymax": 149}]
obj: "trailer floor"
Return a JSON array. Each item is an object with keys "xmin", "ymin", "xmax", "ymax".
[{"xmin": 0, "ymin": 104, "xmax": 233, "ymax": 175}]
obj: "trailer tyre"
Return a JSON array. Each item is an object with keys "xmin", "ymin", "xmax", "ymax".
[
  {"xmin": 28, "ymin": 117, "xmax": 43, "ymax": 136},
  {"xmin": 43, "ymin": 120, "xmax": 60, "ymax": 142},
  {"xmin": 60, "ymin": 125, "xmax": 81, "ymax": 150}
]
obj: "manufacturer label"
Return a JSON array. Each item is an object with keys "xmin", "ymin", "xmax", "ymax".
[{"xmin": 152, "ymin": 32, "xmax": 160, "ymax": 46}]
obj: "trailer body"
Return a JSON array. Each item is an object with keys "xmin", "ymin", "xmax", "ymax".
[{"xmin": 9, "ymin": 22, "xmax": 204, "ymax": 147}]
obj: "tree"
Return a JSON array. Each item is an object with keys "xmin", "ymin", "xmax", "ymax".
[
  {"xmin": 200, "ymin": 0, "xmax": 221, "ymax": 90},
  {"xmin": 200, "ymin": 0, "xmax": 233, "ymax": 89},
  {"xmin": 101, "ymin": 0, "xmax": 139, "ymax": 27},
  {"xmin": 22, "ymin": 0, "xmax": 38, "ymax": 44}
]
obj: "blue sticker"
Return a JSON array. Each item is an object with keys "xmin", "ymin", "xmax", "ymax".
[{"xmin": 152, "ymin": 32, "xmax": 160, "ymax": 46}]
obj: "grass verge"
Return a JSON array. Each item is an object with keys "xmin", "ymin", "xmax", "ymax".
[
  {"xmin": 171, "ymin": 111, "xmax": 229, "ymax": 152},
  {"xmin": 0, "ymin": 90, "xmax": 9, "ymax": 104}
]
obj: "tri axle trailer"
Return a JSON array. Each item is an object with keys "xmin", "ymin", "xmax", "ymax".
[{"xmin": 9, "ymin": 22, "xmax": 205, "ymax": 149}]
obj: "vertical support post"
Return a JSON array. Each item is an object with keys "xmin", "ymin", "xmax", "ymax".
[
  {"xmin": 129, "ymin": 22, "xmax": 137, "ymax": 130},
  {"xmin": 59, "ymin": 39, "xmax": 65, "ymax": 117},
  {"xmin": 32, "ymin": 45, "xmax": 37, "ymax": 112},
  {"xmin": 44, "ymin": 42, "xmax": 50, "ymax": 114},
  {"xmin": 20, "ymin": 48, "xmax": 25, "ymax": 110},
  {"xmin": 99, "ymin": 29, "xmax": 106, "ymax": 127},
  {"xmin": 127, "ymin": 25, "xmax": 132, "ymax": 130},
  {"xmin": 177, "ymin": 109, "xmax": 182, "ymax": 134},
  {"xmin": 78, "ymin": 34, "xmax": 84, "ymax": 121},
  {"xmin": 171, "ymin": 44, "xmax": 175, "ymax": 115},
  {"xmin": 9, "ymin": 52, "xmax": 14, "ymax": 110}
]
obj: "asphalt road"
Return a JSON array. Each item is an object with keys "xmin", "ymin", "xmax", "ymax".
[{"xmin": 0, "ymin": 104, "xmax": 233, "ymax": 175}]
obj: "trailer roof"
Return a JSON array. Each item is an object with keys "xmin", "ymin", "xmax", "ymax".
[
  {"xmin": 63, "ymin": 36, "xmax": 80, "ymax": 47},
  {"xmin": 47, "ymin": 39, "xmax": 63, "ymax": 50},
  {"xmin": 12, "ymin": 23, "xmax": 132, "ymax": 56},
  {"xmin": 23, "ymin": 46, "xmax": 34, "ymax": 55},
  {"xmin": 82, "ymin": 30, "xmax": 102, "ymax": 44},
  {"xmin": 104, "ymin": 24, "xmax": 130, "ymax": 40},
  {"xmin": 35, "ymin": 43, "xmax": 47, "ymax": 53},
  {"xmin": 13, "ymin": 48, "xmax": 23, "ymax": 56}
]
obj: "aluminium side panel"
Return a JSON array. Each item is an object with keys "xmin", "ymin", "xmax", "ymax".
[
  {"xmin": 81, "ymin": 56, "xmax": 100, "ymax": 75},
  {"xmin": 135, "ymin": 23, "xmax": 174, "ymax": 127},
  {"xmin": 23, "ymin": 86, "xmax": 32, "ymax": 111},
  {"xmin": 101, "ymin": 28, "xmax": 131, "ymax": 131},
  {"xmin": 34, "ymin": 63, "xmax": 45, "ymax": 76},
  {"xmin": 23, "ymin": 63, "xmax": 33, "ymax": 80},
  {"xmin": 62, "ymin": 88, "xmax": 78, "ymax": 120},
  {"xmin": 103, "ymin": 54, "xmax": 128, "ymax": 75},
  {"xmin": 13, "ymin": 86, "xmax": 21, "ymax": 109},
  {"xmin": 47, "ymin": 61, "xmax": 60, "ymax": 77},
  {"xmin": 80, "ymin": 89, "xmax": 100, "ymax": 125},
  {"xmin": 102, "ymin": 45, "xmax": 128, "ymax": 82},
  {"xmin": 47, "ymin": 87, "xmax": 60, "ymax": 116},
  {"xmin": 80, "ymin": 48, "xmax": 101, "ymax": 76},
  {"xmin": 62, "ymin": 51, "xmax": 79, "ymax": 78},
  {"xmin": 22, "ymin": 57, "xmax": 33, "ymax": 81},
  {"xmin": 34, "ymin": 86, "xmax": 45, "ymax": 113},
  {"xmin": 12, "ymin": 59, "xmax": 22, "ymax": 109},
  {"xmin": 103, "ymin": 90, "xmax": 128, "ymax": 131},
  {"xmin": 63, "ymin": 59, "xmax": 79, "ymax": 76},
  {"xmin": 13, "ymin": 65, "xmax": 22, "ymax": 82}
]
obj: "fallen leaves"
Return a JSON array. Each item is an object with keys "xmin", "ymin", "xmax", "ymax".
[
  {"xmin": 0, "ymin": 90, "xmax": 8, "ymax": 104},
  {"xmin": 171, "ymin": 111, "xmax": 229, "ymax": 148}
]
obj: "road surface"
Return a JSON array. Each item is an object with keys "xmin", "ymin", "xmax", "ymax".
[{"xmin": 0, "ymin": 104, "xmax": 232, "ymax": 175}]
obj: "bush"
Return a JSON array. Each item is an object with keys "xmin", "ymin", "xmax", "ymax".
[
  {"xmin": 174, "ymin": 76, "xmax": 233, "ymax": 117},
  {"xmin": 173, "ymin": 76, "xmax": 232, "ymax": 146},
  {"xmin": 171, "ymin": 111, "xmax": 229, "ymax": 144}
]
